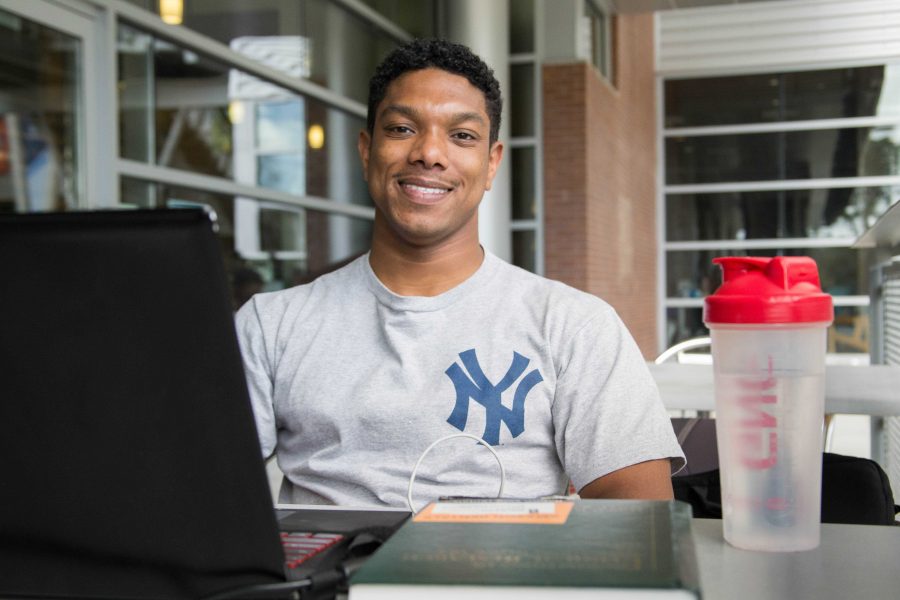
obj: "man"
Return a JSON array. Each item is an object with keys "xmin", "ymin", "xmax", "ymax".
[{"xmin": 236, "ymin": 39, "xmax": 684, "ymax": 508}]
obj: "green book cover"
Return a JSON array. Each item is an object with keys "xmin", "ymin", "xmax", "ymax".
[{"xmin": 349, "ymin": 499, "xmax": 701, "ymax": 599}]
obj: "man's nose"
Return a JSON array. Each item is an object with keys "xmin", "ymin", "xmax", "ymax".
[{"xmin": 408, "ymin": 129, "xmax": 447, "ymax": 169}]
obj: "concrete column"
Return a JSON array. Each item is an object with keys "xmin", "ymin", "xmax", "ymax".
[
  {"xmin": 442, "ymin": 0, "xmax": 511, "ymax": 262},
  {"xmin": 325, "ymin": 12, "xmax": 354, "ymax": 263}
]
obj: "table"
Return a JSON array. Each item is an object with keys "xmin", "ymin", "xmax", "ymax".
[
  {"xmin": 692, "ymin": 519, "xmax": 900, "ymax": 599},
  {"xmin": 648, "ymin": 362, "xmax": 900, "ymax": 416}
]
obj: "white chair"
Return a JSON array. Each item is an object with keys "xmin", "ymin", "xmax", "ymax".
[
  {"xmin": 655, "ymin": 337, "xmax": 712, "ymax": 419},
  {"xmin": 654, "ymin": 336, "xmax": 711, "ymax": 365}
]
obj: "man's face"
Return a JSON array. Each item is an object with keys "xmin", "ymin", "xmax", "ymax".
[{"xmin": 358, "ymin": 68, "xmax": 503, "ymax": 249}]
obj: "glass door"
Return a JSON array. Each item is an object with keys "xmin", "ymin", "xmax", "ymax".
[{"xmin": 0, "ymin": 0, "xmax": 101, "ymax": 212}]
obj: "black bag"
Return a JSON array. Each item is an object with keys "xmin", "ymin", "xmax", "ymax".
[{"xmin": 673, "ymin": 453, "xmax": 900, "ymax": 525}]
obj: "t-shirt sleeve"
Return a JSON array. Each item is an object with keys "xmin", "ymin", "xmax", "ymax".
[
  {"xmin": 551, "ymin": 305, "xmax": 685, "ymax": 492},
  {"xmin": 234, "ymin": 298, "xmax": 278, "ymax": 459}
]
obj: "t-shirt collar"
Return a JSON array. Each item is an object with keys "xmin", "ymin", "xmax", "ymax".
[{"xmin": 362, "ymin": 249, "xmax": 499, "ymax": 312}]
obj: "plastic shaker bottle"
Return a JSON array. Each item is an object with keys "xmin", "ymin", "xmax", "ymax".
[{"xmin": 704, "ymin": 256, "xmax": 833, "ymax": 551}]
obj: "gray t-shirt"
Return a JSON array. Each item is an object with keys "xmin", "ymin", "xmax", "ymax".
[{"xmin": 235, "ymin": 251, "xmax": 684, "ymax": 508}]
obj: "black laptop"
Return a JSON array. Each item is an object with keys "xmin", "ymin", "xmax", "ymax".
[{"xmin": 0, "ymin": 209, "xmax": 407, "ymax": 600}]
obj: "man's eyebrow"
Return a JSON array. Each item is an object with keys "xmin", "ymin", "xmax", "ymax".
[
  {"xmin": 380, "ymin": 104, "xmax": 420, "ymax": 121},
  {"xmin": 448, "ymin": 111, "xmax": 487, "ymax": 127},
  {"xmin": 379, "ymin": 104, "xmax": 487, "ymax": 127}
]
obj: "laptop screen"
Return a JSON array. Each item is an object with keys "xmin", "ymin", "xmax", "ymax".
[{"xmin": 0, "ymin": 209, "xmax": 286, "ymax": 599}]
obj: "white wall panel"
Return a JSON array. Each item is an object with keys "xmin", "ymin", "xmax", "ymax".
[
  {"xmin": 658, "ymin": 0, "xmax": 900, "ymax": 77},
  {"xmin": 881, "ymin": 271, "xmax": 900, "ymax": 505}
]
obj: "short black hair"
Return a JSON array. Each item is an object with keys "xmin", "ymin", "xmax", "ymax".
[{"xmin": 366, "ymin": 38, "xmax": 503, "ymax": 146}]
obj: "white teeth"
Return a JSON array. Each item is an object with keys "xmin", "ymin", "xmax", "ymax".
[{"xmin": 403, "ymin": 183, "xmax": 449, "ymax": 195}]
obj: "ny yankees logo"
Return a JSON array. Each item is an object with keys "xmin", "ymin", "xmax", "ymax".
[{"xmin": 444, "ymin": 349, "xmax": 544, "ymax": 445}]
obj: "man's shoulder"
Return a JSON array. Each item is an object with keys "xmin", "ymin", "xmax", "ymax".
[{"xmin": 491, "ymin": 255, "xmax": 612, "ymax": 314}]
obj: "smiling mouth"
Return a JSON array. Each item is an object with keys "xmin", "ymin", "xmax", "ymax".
[{"xmin": 398, "ymin": 178, "xmax": 454, "ymax": 202}]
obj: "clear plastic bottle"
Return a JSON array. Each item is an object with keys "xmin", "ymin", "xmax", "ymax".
[{"xmin": 704, "ymin": 256, "xmax": 833, "ymax": 552}]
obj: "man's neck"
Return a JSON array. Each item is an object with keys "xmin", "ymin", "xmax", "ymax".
[{"xmin": 368, "ymin": 234, "xmax": 485, "ymax": 297}]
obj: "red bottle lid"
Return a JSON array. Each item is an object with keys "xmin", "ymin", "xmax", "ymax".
[{"xmin": 703, "ymin": 256, "xmax": 834, "ymax": 325}]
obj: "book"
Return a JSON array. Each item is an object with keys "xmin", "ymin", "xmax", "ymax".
[{"xmin": 348, "ymin": 498, "xmax": 701, "ymax": 599}]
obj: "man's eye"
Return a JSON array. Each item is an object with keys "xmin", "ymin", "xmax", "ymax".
[
  {"xmin": 453, "ymin": 132, "xmax": 476, "ymax": 141},
  {"xmin": 388, "ymin": 125, "xmax": 413, "ymax": 134}
]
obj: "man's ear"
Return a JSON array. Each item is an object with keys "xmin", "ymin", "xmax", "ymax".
[
  {"xmin": 484, "ymin": 141, "xmax": 504, "ymax": 191},
  {"xmin": 357, "ymin": 129, "xmax": 372, "ymax": 181}
]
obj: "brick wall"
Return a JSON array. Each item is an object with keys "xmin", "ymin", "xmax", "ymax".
[{"xmin": 543, "ymin": 13, "xmax": 658, "ymax": 357}]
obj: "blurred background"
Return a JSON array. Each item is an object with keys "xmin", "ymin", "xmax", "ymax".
[{"xmin": 2, "ymin": 0, "xmax": 899, "ymax": 484}]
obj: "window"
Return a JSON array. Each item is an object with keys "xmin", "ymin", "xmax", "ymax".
[
  {"xmin": 509, "ymin": 0, "xmax": 542, "ymax": 274},
  {"xmin": 116, "ymin": 17, "xmax": 380, "ymax": 293},
  {"xmin": 123, "ymin": 0, "xmax": 435, "ymax": 104},
  {"xmin": 663, "ymin": 65, "xmax": 900, "ymax": 351},
  {"xmin": 583, "ymin": 0, "xmax": 612, "ymax": 81},
  {"xmin": 0, "ymin": 7, "xmax": 81, "ymax": 212}
]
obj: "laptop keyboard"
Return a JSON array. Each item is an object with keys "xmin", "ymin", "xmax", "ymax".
[{"xmin": 280, "ymin": 532, "xmax": 344, "ymax": 570}]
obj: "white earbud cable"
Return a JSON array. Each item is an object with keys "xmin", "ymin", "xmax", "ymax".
[{"xmin": 406, "ymin": 433, "xmax": 505, "ymax": 513}]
